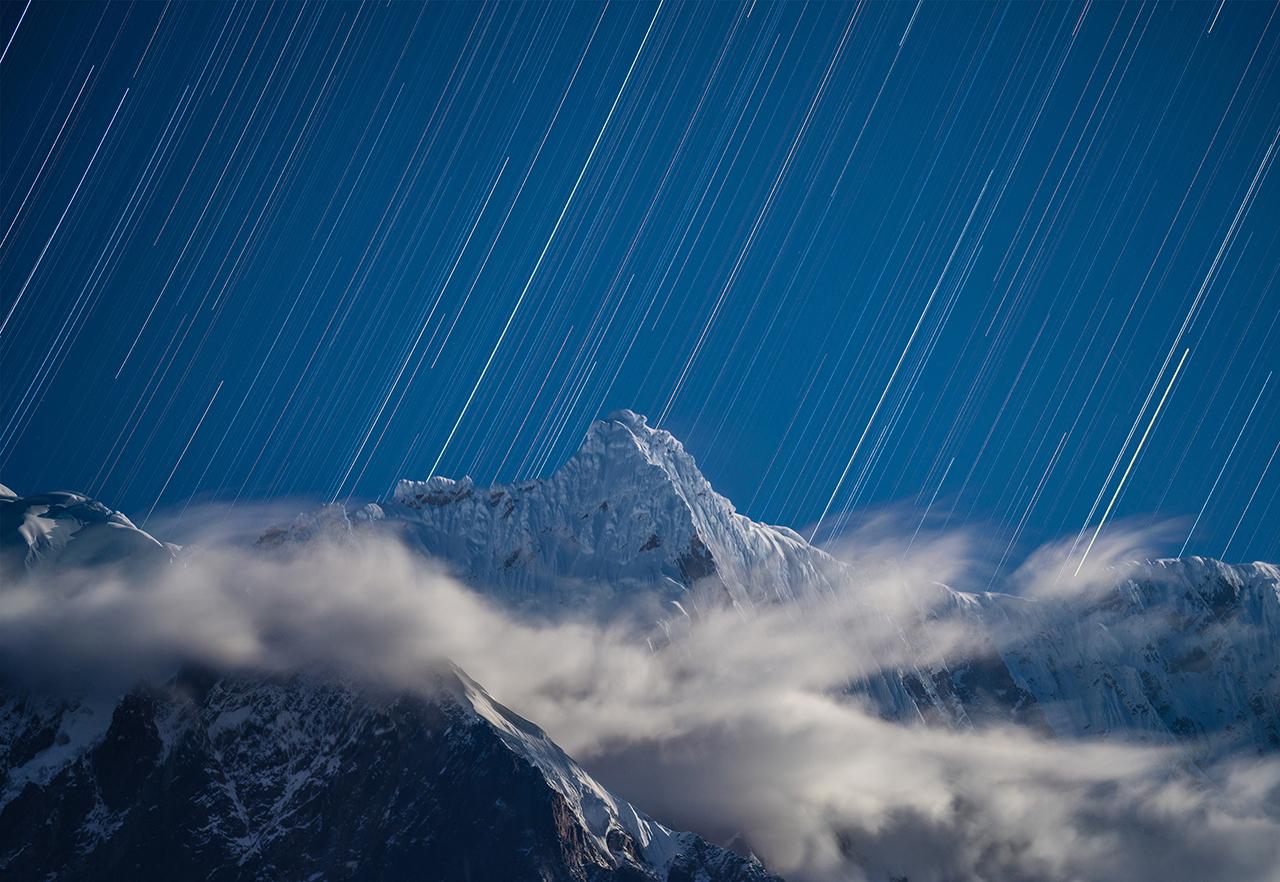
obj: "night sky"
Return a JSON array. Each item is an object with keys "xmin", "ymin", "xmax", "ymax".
[{"xmin": 2, "ymin": 1, "xmax": 1277, "ymax": 566}]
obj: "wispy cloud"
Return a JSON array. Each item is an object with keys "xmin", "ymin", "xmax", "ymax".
[{"xmin": 1, "ymin": 517, "xmax": 1276, "ymax": 881}]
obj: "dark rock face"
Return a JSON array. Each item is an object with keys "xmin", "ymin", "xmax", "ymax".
[
  {"xmin": 901, "ymin": 651, "xmax": 1050, "ymax": 733},
  {"xmin": 0, "ymin": 672, "xmax": 781, "ymax": 882},
  {"xmin": 676, "ymin": 535, "xmax": 717, "ymax": 585}
]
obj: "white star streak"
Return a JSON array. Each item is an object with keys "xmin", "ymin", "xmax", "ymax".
[
  {"xmin": 0, "ymin": 0, "xmax": 30, "ymax": 66},
  {"xmin": 1074, "ymin": 348, "xmax": 1189, "ymax": 576},
  {"xmin": 1067, "ymin": 126, "xmax": 1278, "ymax": 564},
  {"xmin": 114, "ymin": 5, "xmax": 311, "ymax": 378},
  {"xmin": 900, "ymin": 0, "xmax": 923, "ymax": 48},
  {"xmin": 331, "ymin": 158, "xmax": 509, "ymax": 502},
  {"xmin": 426, "ymin": 0, "xmax": 666, "ymax": 481},
  {"xmin": 0, "ymin": 89, "xmax": 129, "ymax": 341},
  {"xmin": 658, "ymin": 3, "xmax": 863, "ymax": 426},
  {"xmin": 1221, "ymin": 434, "xmax": 1280, "ymax": 562},
  {"xmin": 1179, "ymin": 372, "xmax": 1271, "ymax": 557},
  {"xmin": 0, "ymin": 66, "xmax": 95, "ymax": 253},
  {"xmin": 1207, "ymin": 0, "xmax": 1228, "ymax": 35},
  {"xmin": 807, "ymin": 289, "xmax": 935, "ymax": 544},
  {"xmin": 906, "ymin": 455, "xmax": 953, "ymax": 555},
  {"xmin": 808, "ymin": 170, "xmax": 993, "ymax": 544},
  {"xmin": 143, "ymin": 379, "xmax": 223, "ymax": 526}
]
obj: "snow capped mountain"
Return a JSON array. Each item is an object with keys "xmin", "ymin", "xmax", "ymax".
[
  {"xmin": 967, "ymin": 557, "xmax": 1280, "ymax": 753},
  {"xmin": 385, "ymin": 410, "xmax": 842, "ymax": 617},
  {"xmin": 0, "ymin": 486, "xmax": 175, "ymax": 572},
  {"xmin": 359, "ymin": 412, "xmax": 1280, "ymax": 755}
]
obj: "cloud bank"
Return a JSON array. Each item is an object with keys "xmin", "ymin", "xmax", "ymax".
[{"xmin": 1, "ymin": 520, "xmax": 1277, "ymax": 882}]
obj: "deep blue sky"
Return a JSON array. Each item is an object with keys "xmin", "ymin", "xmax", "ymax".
[{"xmin": 1, "ymin": 1, "xmax": 1277, "ymax": 565}]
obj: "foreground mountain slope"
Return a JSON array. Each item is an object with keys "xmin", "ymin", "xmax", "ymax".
[{"xmin": 1, "ymin": 670, "xmax": 775, "ymax": 882}]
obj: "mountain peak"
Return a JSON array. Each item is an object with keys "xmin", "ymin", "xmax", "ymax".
[
  {"xmin": 385, "ymin": 410, "xmax": 841, "ymax": 614},
  {"xmin": 572, "ymin": 411, "xmax": 720, "ymax": 507},
  {"xmin": 395, "ymin": 411, "xmax": 717, "ymax": 519}
]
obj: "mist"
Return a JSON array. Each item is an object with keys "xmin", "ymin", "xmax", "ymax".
[{"xmin": 2, "ymin": 516, "xmax": 1277, "ymax": 882}]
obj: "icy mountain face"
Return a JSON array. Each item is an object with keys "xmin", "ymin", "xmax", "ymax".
[
  {"xmin": 0, "ymin": 486, "xmax": 174, "ymax": 572},
  {"xmin": 887, "ymin": 559, "xmax": 1280, "ymax": 755},
  {"xmin": 967, "ymin": 558, "xmax": 1280, "ymax": 754},
  {"xmin": 0, "ymin": 668, "xmax": 777, "ymax": 882},
  {"xmin": 388, "ymin": 410, "xmax": 841, "ymax": 618}
]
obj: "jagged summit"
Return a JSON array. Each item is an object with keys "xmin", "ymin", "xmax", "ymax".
[
  {"xmin": 394, "ymin": 410, "xmax": 719, "ymax": 514},
  {"xmin": 390, "ymin": 412, "xmax": 839, "ymax": 614},
  {"xmin": 603, "ymin": 407, "xmax": 648, "ymax": 428}
]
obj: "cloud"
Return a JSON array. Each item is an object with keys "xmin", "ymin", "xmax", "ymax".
[
  {"xmin": 1, "ymin": 520, "xmax": 1277, "ymax": 882},
  {"xmin": 1008, "ymin": 516, "xmax": 1187, "ymax": 601},
  {"xmin": 585, "ymin": 694, "xmax": 1280, "ymax": 882}
]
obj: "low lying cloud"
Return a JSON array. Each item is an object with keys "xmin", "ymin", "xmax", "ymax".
[
  {"xmin": 587, "ymin": 694, "xmax": 1280, "ymax": 882},
  {"xmin": 1, "ymin": 517, "xmax": 1276, "ymax": 882}
]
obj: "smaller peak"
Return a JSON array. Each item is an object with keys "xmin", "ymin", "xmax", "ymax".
[
  {"xmin": 394, "ymin": 475, "xmax": 476, "ymax": 508},
  {"xmin": 396, "ymin": 475, "xmax": 473, "ymax": 492},
  {"xmin": 352, "ymin": 502, "xmax": 385, "ymax": 523}
]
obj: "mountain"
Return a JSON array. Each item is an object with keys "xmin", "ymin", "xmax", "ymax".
[
  {"xmin": 267, "ymin": 410, "xmax": 940, "ymax": 720},
  {"xmin": 4, "ymin": 411, "xmax": 1278, "ymax": 879},
  {"xmin": 312, "ymin": 411, "xmax": 1280, "ymax": 756},
  {"xmin": 0, "ymin": 667, "xmax": 776, "ymax": 882},
  {"xmin": 0, "ymin": 484, "xmax": 780, "ymax": 882},
  {"xmin": 0, "ymin": 486, "xmax": 175, "ymax": 571},
  {"xmin": 957, "ymin": 557, "xmax": 1280, "ymax": 753},
  {"xmin": 378, "ymin": 410, "xmax": 841, "ymax": 615}
]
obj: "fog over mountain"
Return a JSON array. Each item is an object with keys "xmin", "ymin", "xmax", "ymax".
[
  {"xmin": 4, "ymin": 1, "xmax": 1279, "ymax": 879},
  {"xmin": 3, "ymin": 414, "xmax": 1278, "ymax": 881}
]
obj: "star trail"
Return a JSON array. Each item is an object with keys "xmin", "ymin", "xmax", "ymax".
[{"xmin": 1, "ymin": 1, "xmax": 1278, "ymax": 564}]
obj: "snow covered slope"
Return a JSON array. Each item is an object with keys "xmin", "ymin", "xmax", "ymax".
[
  {"xmin": 0, "ymin": 486, "xmax": 174, "ymax": 572},
  {"xmin": 967, "ymin": 558, "xmax": 1280, "ymax": 753}
]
